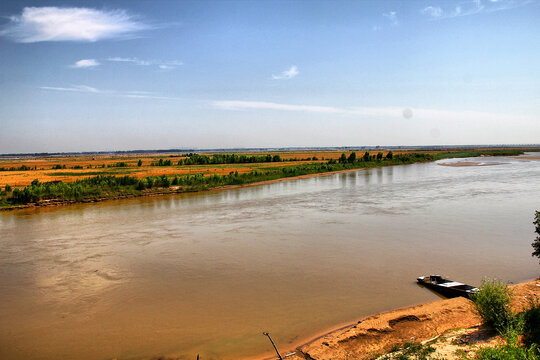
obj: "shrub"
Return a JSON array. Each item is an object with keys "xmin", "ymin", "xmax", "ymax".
[
  {"xmin": 5, "ymin": 184, "xmax": 12, "ymax": 192},
  {"xmin": 135, "ymin": 180, "xmax": 145, "ymax": 191},
  {"xmin": 532, "ymin": 211, "xmax": 540, "ymax": 262},
  {"xmin": 522, "ymin": 297, "xmax": 540, "ymax": 346},
  {"xmin": 471, "ymin": 279, "xmax": 513, "ymax": 333}
]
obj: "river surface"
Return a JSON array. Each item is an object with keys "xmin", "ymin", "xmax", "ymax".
[{"xmin": 1, "ymin": 154, "xmax": 539, "ymax": 360}]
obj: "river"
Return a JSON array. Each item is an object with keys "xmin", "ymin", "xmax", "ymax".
[{"xmin": 1, "ymin": 154, "xmax": 539, "ymax": 360}]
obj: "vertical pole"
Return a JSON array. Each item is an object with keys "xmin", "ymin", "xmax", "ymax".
[{"xmin": 263, "ymin": 332, "xmax": 283, "ymax": 360}]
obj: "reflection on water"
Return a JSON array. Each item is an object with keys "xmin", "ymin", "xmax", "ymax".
[{"xmin": 1, "ymin": 154, "xmax": 539, "ymax": 360}]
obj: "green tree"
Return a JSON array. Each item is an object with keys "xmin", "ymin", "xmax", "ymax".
[
  {"xmin": 533, "ymin": 210, "xmax": 540, "ymax": 262},
  {"xmin": 386, "ymin": 151, "xmax": 393, "ymax": 160},
  {"xmin": 363, "ymin": 151, "xmax": 371, "ymax": 161},
  {"xmin": 160, "ymin": 175, "xmax": 171, "ymax": 188},
  {"xmin": 137, "ymin": 159, "xmax": 142, "ymax": 167},
  {"xmin": 136, "ymin": 180, "xmax": 145, "ymax": 190},
  {"xmin": 377, "ymin": 152, "xmax": 383, "ymax": 160},
  {"xmin": 347, "ymin": 152, "xmax": 357, "ymax": 163},
  {"xmin": 5, "ymin": 184, "xmax": 12, "ymax": 192},
  {"xmin": 338, "ymin": 153, "xmax": 347, "ymax": 164}
]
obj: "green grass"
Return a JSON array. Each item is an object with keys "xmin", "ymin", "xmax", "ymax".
[{"xmin": 379, "ymin": 342, "xmax": 438, "ymax": 360}]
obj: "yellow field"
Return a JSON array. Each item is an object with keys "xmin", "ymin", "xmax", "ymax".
[{"xmin": 0, "ymin": 150, "xmax": 370, "ymax": 187}]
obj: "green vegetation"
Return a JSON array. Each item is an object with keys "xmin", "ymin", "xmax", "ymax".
[
  {"xmin": 0, "ymin": 165, "xmax": 32, "ymax": 171},
  {"xmin": 151, "ymin": 158, "xmax": 173, "ymax": 166},
  {"xmin": 379, "ymin": 342, "xmax": 437, "ymax": 360},
  {"xmin": 432, "ymin": 148, "xmax": 526, "ymax": 161},
  {"xmin": 474, "ymin": 341, "xmax": 539, "ymax": 360},
  {"xmin": 532, "ymin": 211, "xmax": 540, "ymax": 263},
  {"xmin": 468, "ymin": 280, "xmax": 540, "ymax": 360},
  {"xmin": 471, "ymin": 279, "xmax": 514, "ymax": 334},
  {"xmin": 0, "ymin": 148, "xmax": 531, "ymax": 208},
  {"xmin": 107, "ymin": 162, "xmax": 129, "ymax": 168},
  {"xmin": 177, "ymin": 153, "xmax": 283, "ymax": 165},
  {"xmin": 522, "ymin": 297, "xmax": 540, "ymax": 347}
]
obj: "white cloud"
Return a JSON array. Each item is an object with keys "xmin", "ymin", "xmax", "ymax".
[
  {"xmin": 41, "ymin": 85, "xmax": 100, "ymax": 93},
  {"xmin": 211, "ymin": 100, "xmax": 535, "ymax": 123},
  {"xmin": 107, "ymin": 57, "xmax": 183, "ymax": 69},
  {"xmin": 421, "ymin": 0, "xmax": 531, "ymax": 19},
  {"xmin": 421, "ymin": 6, "xmax": 443, "ymax": 18},
  {"xmin": 272, "ymin": 65, "xmax": 299, "ymax": 80},
  {"xmin": 0, "ymin": 7, "xmax": 149, "ymax": 43},
  {"xmin": 107, "ymin": 57, "xmax": 151, "ymax": 66},
  {"xmin": 71, "ymin": 59, "xmax": 100, "ymax": 68},
  {"xmin": 383, "ymin": 11, "xmax": 398, "ymax": 26},
  {"xmin": 40, "ymin": 85, "xmax": 182, "ymax": 100}
]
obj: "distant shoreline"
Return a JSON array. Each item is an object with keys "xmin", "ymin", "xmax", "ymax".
[
  {"xmin": 2, "ymin": 149, "xmax": 538, "ymax": 212},
  {"xmin": 0, "ymin": 167, "xmax": 365, "ymax": 212}
]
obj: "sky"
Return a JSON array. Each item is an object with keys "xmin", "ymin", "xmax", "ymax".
[{"xmin": 0, "ymin": 0, "xmax": 539, "ymax": 153}]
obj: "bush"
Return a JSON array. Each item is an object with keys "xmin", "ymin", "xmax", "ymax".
[
  {"xmin": 532, "ymin": 211, "xmax": 540, "ymax": 262},
  {"xmin": 471, "ymin": 279, "xmax": 513, "ymax": 333},
  {"xmin": 5, "ymin": 184, "xmax": 12, "ymax": 192},
  {"xmin": 522, "ymin": 297, "xmax": 540, "ymax": 346}
]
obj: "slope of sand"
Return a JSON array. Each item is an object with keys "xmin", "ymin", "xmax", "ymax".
[{"xmin": 277, "ymin": 279, "xmax": 539, "ymax": 360}]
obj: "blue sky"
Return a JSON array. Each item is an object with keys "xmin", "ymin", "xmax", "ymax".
[{"xmin": 0, "ymin": 0, "xmax": 539, "ymax": 153}]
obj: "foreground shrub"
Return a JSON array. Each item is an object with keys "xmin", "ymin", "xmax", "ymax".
[
  {"xmin": 471, "ymin": 279, "xmax": 513, "ymax": 333},
  {"xmin": 522, "ymin": 297, "xmax": 540, "ymax": 346}
]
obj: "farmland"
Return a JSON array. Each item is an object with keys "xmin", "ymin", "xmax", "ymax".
[{"xmin": 0, "ymin": 148, "xmax": 533, "ymax": 209}]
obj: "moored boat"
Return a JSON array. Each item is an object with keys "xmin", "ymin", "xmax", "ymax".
[{"xmin": 417, "ymin": 275, "xmax": 478, "ymax": 299}]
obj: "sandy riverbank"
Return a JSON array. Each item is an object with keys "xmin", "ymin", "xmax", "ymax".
[{"xmin": 256, "ymin": 279, "xmax": 539, "ymax": 360}]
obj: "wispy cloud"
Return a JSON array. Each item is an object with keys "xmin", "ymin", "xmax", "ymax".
[
  {"xmin": 41, "ymin": 85, "xmax": 101, "ymax": 93},
  {"xmin": 0, "ymin": 7, "xmax": 149, "ymax": 43},
  {"xmin": 40, "ymin": 84, "xmax": 181, "ymax": 100},
  {"xmin": 211, "ymin": 100, "xmax": 534, "ymax": 123},
  {"xmin": 383, "ymin": 11, "xmax": 399, "ymax": 26},
  {"xmin": 107, "ymin": 57, "xmax": 183, "ymax": 70},
  {"xmin": 421, "ymin": 0, "xmax": 531, "ymax": 20},
  {"xmin": 70, "ymin": 59, "xmax": 100, "ymax": 68},
  {"xmin": 272, "ymin": 65, "xmax": 299, "ymax": 80}
]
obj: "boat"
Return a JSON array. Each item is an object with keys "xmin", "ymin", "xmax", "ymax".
[{"xmin": 417, "ymin": 275, "xmax": 478, "ymax": 299}]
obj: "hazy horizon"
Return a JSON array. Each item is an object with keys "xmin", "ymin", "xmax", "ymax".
[{"xmin": 1, "ymin": 0, "xmax": 539, "ymax": 153}]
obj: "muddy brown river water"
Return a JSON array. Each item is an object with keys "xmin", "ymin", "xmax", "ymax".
[{"xmin": 1, "ymin": 154, "xmax": 539, "ymax": 360}]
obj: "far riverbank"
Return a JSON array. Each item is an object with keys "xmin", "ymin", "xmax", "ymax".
[{"xmin": 1, "ymin": 148, "xmax": 535, "ymax": 212}]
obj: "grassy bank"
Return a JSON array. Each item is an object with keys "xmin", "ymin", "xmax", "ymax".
[{"xmin": 0, "ymin": 148, "xmax": 531, "ymax": 209}]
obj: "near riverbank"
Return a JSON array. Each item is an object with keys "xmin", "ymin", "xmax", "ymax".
[{"xmin": 270, "ymin": 279, "xmax": 539, "ymax": 360}]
